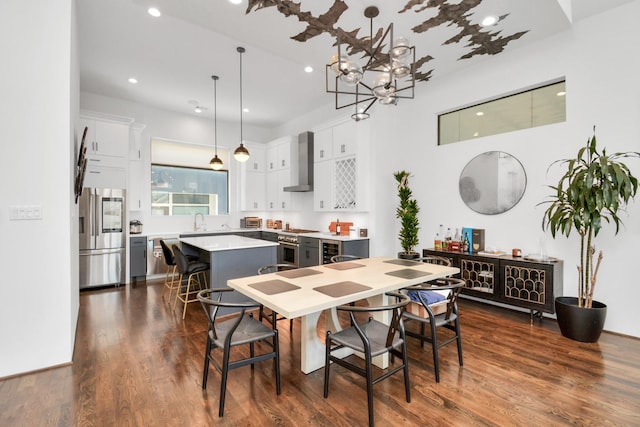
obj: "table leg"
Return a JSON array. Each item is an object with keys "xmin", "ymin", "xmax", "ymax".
[{"xmin": 300, "ymin": 308, "xmax": 352, "ymax": 374}]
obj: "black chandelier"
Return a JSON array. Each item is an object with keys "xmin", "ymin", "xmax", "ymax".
[{"xmin": 325, "ymin": 6, "xmax": 416, "ymax": 121}]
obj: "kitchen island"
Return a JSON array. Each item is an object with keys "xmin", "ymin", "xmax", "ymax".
[{"xmin": 179, "ymin": 235, "xmax": 278, "ymax": 315}]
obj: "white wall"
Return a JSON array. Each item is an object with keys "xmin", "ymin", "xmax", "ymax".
[
  {"xmin": 281, "ymin": 2, "xmax": 640, "ymax": 337},
  {"xmin": 0, "ymin": 0, "xmax": 78, "ymax": 377}
]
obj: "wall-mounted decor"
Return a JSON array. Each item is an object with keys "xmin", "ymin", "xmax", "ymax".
[{"xmin": 459, "ymin": 151, "xmax": 526, "ymax": 215}]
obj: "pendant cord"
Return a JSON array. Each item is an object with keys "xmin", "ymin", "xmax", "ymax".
[{"xmin": 239, "ymin": 49, "xmax": 243, "ymax": 145}]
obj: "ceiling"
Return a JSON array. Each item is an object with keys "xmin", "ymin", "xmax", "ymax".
[{"xmin": 77, "ymin": 0, "xmax": 633, "ymax": 128}]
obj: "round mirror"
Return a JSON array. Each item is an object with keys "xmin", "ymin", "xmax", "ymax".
[{"xmin": 459, "ymin": 151, "xmax": 526, "ymax": 215}]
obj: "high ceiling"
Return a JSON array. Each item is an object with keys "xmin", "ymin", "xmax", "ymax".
[{"xmin": 77, "ymin": 0, "xmax": 633, "ymax": 128}]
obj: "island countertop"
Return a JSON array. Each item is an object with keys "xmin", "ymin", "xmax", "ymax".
[{"xmin": 179, "ymin": 235, "xmax": 278, "ymax": 252}]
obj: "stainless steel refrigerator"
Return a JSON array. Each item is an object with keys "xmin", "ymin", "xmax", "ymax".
[{"xmin": 79, "ymin": 187, "xmax": 126, "ymax": 289}]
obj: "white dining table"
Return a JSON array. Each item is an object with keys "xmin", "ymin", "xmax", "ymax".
[{"xmin": 227, "ymin": 256, "xmax": 459, "ymax": 374}]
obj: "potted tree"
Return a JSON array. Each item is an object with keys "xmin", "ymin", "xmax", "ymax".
[
  {"xmin": 541, "ymin": 127, "xmax": 639, "ymax": 342},
  {"xmin": 394, "ymin": 170, "xmax": 420, "ymax": 259}
]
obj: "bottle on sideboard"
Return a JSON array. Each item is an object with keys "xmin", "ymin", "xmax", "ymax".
[
  {"xmin": 335, "ymin": 219, "xmax": 340, "ymax": 236},
  {"xmin": 463, "ymin": 231, "xmax": 470, "ymax": 253},
  {"xmin": 434, "ymin": 233, "xmax": 441, "ymax": 250}
]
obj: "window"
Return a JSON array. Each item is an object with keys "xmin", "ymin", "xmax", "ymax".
[
  {"xmin": 151, "ymin": 164, "xmax": 228, "ymax": 216},
  {"xmin": 438, "ymin": 80, "xmax": 566, "ymax": 145},
  {"xmin": 150, "ymin": 138, "xmax": 229, "ymax": 216}
]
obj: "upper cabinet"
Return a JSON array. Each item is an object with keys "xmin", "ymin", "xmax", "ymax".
[
  {"xmin": 240, "ymin": 144, "xmax": 267, "ymax": 212},
  {"xmin": 266, "ymin": 136, "xmax": 298, "ymax": 211},
  {"xmin": 313, "ymin": 120, "xmax": 370, "ymax": 212},
  {"xmin": 80, "ymin": 115, "xmax": 130, "ymax": 160},
  {"xmin": 79, "ymin": 112, "xmax": 133, "ymax": 189}
]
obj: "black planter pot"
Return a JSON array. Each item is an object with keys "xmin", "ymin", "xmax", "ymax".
[
  {"xmin": 398, "ymin": 252, "xmax": 420, "ymax": 260},
  {"xmin": 555, "ymin": 296, "xmax": 607, "ymax": 343}
]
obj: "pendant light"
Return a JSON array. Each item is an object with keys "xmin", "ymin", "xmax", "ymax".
[
  {"xmin": 209, "ymin": 75, "xmax": 224, "ymax": 170},
  {"xmin": 234, "ymin": 46, "xmax": 250, "ymax": 162}
]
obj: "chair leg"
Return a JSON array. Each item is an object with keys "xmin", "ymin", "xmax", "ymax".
[
  {"xmin": 274, "ymin": 329, "xmax": 281, "ymax": 395},
  {"xmin": 323, "ymin": 332, "xmax": 332, "ymax": 398},
  {"xmin": 182, "ymin": 276, "xmax": 193, "ymax": 319},
  {"xmin": 402, "ymin": 341, "xmax": 411, "ymax": 403},
  {"xmin": 219, "ymin": 343, "xmax": 231, "ymax": 417},
  {"xmin": 202, "ymin": 337, "xmax": 211, "ymax": 389},
  {"xmin": 250, "ymin": 342, "xmax": 255, "ymax": 370},
  {"xmin": 420, "ymin": 322, "xmax": 426, "ymax": 348},
  {"xmin": 173, "ymin": 274, "xmax": 183, "ymax": 311},
  {"xmin": 289, "ymin": 319, "xmax": 293, "ymax": 332},
  {"xmin": 365, "ymin": 354, "xmax": 375, "ymax": 427},
  {"xmin": 455, "ymin": 318, "xmax": 464, "ymax": 366},
  {"xmin": 430, "ymin": 322, "xmax": 440, "ymax": 383}
]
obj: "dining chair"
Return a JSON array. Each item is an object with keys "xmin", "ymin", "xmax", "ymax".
[
  {"xmin": 197, "ymin": 288, "xmax": 281, "ymax": 417},
  {"xmin": 257, "ymin": 264, "xmax": 296, "ymax": 332},
  {"xmin": 324, "ymin": 292, "xmax": 410, "ymax": 427},
  {"xmin": 330, "ymin": 254, "xmax": 363, "ymax": 263},
  {"xmin": 402, "ymin": 278, "xmax": 465, "ymax": 382},
  {"xmin": 172, "ymin": 245, "xmax": 209, "ymax": 319},
  {"xmin": 160, "ymin": 240, "xmax": 179, "ymax": 301},
  {"xmin": 414, "ymin": 255, "xmax": 452, "ymax": 267}
]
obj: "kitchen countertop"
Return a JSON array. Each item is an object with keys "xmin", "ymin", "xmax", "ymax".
[
  {"xmin": 179, "ymin": 235, "xmax": 278, "ymax": 252},
  {"xmin": 179, "ymin": 228, "xmax": 369, "ymax": 241}
]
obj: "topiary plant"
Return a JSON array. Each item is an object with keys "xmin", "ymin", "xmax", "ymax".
[{"xmin": 394, "ymin": 170, "xmax": 420, "ymax": 256}]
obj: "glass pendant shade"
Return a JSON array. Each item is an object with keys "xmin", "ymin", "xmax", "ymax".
[
  {"xmin": 391, "ymin": 37, "xmax": 411, "ymax": 59},
  {"xmin": 210, "ymin": 155, "xmax": 224, "ymax": 170},
  {"xmin": 339, "ymin": 60, "xmax": 363, "ymax": 86},
  {"xmin": 234, "ymin": 143, "xmax": 250, "ymax": 162},
  {"xmin": 351, "ymin": 111, "xmax": 370, "ymax": 121},
  {"xmin": 392, "ymin": 57, "xmax": 411, "ymax": 78},
  {"xmin": 372, "ymin": 73, "xmax": 396, "ymax": 99},
  {"xmin": 379, "ymin": 95, "xmax": 398, "ymax": 105},
  {"xmin": 330, "ymin": 53, "xmax": 348, "ymax": 75}
]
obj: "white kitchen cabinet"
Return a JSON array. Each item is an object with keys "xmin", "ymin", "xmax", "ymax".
[
  {"xmin": 80, "ymin": 116, "xmax": 130, "ymax": 160},
  {"xmin": 332, "ymin": 120, "xmax": 357, "ymax": 158},
  {"xmin": 313, "ymin": 120, "xmax": 370, "ymax": 212},
  {"xmin": 266, "ymin": 169, "xmax": 293, "ymax": 211},
  {"xmin": 127, "ymin": 123, "xmax": 146, "ymax": 210},
  {"xmin": 314, "ymin": 128, "xmax": 333, "ymax": 161},
  {"xmin": 266, "ymin": 136, "xmax": 295, "ymax": 171},
  {"xmin": 240, "ymin": 144, "xmax": 266, "ymax": 212},
  {"xmin": 83, "ymin": 165, "xmax": 126, "ymax": 189}
]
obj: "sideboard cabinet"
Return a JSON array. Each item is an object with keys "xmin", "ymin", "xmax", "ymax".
[{"xmin": 423, "ymin": 249, "xmax": 563, "ymax": 321}]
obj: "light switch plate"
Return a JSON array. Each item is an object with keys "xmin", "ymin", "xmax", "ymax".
[{"xmin": 9, "ymin": 205, "xmax": 43, "ymax": 220}]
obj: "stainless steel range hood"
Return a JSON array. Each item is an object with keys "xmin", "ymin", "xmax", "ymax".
[{"xmin": 284, "ymin": 131, "xmax": 314, "ymax": 192}]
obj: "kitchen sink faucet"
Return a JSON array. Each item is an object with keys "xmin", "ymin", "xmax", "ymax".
[{"xmin": 194, "ymin": 213, "xmax": 205, "ymax": 231}]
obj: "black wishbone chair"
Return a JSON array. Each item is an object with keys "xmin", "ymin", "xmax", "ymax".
[
  {"xmin": 197, "ymin": 288, "xmax": 281, "ymax": 417},
  {"xmin": 257, "ymin": 264, "xmax": 297, "ymax": 332},
  {"xmin": 324, "ymin": 292, "xmax": 410, "ymax": 427}
]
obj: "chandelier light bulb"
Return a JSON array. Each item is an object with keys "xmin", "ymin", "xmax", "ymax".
[
  {"xmin": 330, "ymin": 53, "xmax": 348, "ymax": 75},
  {"xmin": 339, "ymin": 60, "xmax": 363, "ymax": 86}
]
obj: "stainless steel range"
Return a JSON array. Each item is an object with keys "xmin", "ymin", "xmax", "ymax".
[{"xmin": 277, "ymin": 229, "xmax": 318, "ymax": 267}]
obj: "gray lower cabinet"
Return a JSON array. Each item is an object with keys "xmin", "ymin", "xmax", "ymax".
[
  {"xmin": 299, "ymin": 236, "xmax": 320, "ymax": 267},
  {"xmin": 130, "ymin": 236, "xmax": 147, "ymax": 281},
  {"xmin": 342, "ymin": 240, "xmax": 369, "ymax": 259}
]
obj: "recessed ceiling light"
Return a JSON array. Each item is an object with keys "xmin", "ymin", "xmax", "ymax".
[
  {"xmin": 473, "ymin": 132, "xmax": 479, "ymax": 137},
  {"xmin": 481, "ymin": 15, "xmax": 498, "ymax": 26},
  {"xmin": 243, "ymin": 108, "xmax": 249, "ymax": 113},
  {"xmin": 304, "ymin": 66, "xmax": 313, "ymax": 73},
  {"xmin": 476, "ymin": 111, "xmax": 484, "ymax": 116},
  {"xmin": 128, "ymin": 77, "xmax": 138, "ymax": 84},
  {"xmin": 148, "ymin": 7, "xmax": 161, "ymax": 17},
  {"xmin": 229, "ymin": 0, "xmax": 242, "ymax": 4},
  {"xmin": 557, "ymin": 91, "xmax": 566, "ymax": 97},
  {"xmin": 194, "ymin": 107, "xmax": 202, "ymax": 113}
]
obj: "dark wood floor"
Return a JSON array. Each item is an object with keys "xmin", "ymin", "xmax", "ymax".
[{"xmin": 2, "ymin": 279, "xmax": 639, "ymax": 426}]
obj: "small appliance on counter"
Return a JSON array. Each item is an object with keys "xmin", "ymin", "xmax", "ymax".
[
  {"xmin": 129, "ymin": 220, "xmax": 143, "ymax": 234},
  {"xmin": 240, "ymin": 216, "xmax": 262, "ymax": 228}
]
